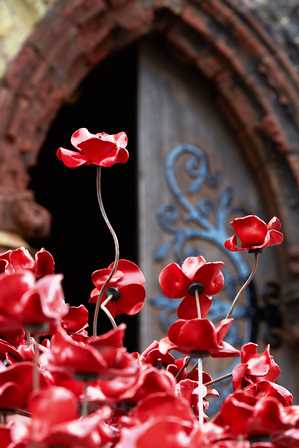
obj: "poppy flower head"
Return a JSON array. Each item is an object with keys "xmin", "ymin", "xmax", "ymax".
[
  {"xmin": 159, "ymin": 256, "xmax": 224, "ymax": 320},
  {"xmin": 140, "ymin": 340, "xmax": 175, "ymax": 369},
  {"xmin": 56, "ymin": 128, "xmax": 129, "ymax": 168},
  {"xmin": 159, "ymin": 318, "xmax": 239, "ymax": 358},
  {"xmin": 225, "ymin": 215, "xmax": 284, "ymax": 252},
  {"xmin": 232, "ymin": 343, "xmax": 280, "ymax": 390},
  {"xmin": 90, "ymin": 259, "xmax": 146, "ymax": 317},
  {"xmin": 0, "ymin": 247, "xmax": 54, "ymax": 278}
]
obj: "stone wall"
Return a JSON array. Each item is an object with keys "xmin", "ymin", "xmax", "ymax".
[{"xmin": 0, "ymin": 0, "xmax": 55, "ymax": 76}]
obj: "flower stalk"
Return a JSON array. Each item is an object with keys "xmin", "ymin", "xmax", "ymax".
[
  {"xmin": 195, "ymin": 289, "xmax": 204, "ymax": 428},
  {"xmin": 33, "ymin": 337, "xmax": 40, "ymax": 392},
  {"xmin": 81, "ymin": 382, "xmax": 89, "ymax": 417},
  {"xmin": 204, "ymin": 372, "xmax": 233, "ymax": 387},
  {"xmin": 101, "ymin": 294, "xmax": 117, "ymax": 329},
  {"xmin": 226, "ymin": 252, "xmax": 259, "ymax": 319},
  {"xmin": 93, "ymin": 167, "xmax": 120, "ymax": 336}
]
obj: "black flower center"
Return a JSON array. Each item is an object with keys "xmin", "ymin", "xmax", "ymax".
[
  {"xmin": 248, "ymin": 248, "xmax": 262, "ymax": 254},
  {"xmin": 106, "ymin": 287, "xmax": 121, "ymax": 301},
  {"xmin": 188, "ymin": 282, "xmax": 205, "ymax": 296}
]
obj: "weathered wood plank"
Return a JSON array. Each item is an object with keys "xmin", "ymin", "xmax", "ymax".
[{"xmin": 137, "ymin": 36, "xmax": 294, "ymax": 392}]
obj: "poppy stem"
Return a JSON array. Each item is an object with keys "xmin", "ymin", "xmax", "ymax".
[
  {"xmin": 101, "ymin": 294, "xmax": 117, "ymax": 329},
  {"xmin": 101, "ymin": 294, "xmax": 113, "ymax": 308},
  {"xmin": 81, "ymin": 382, "xmax": 89, "ymax": 417},
  {"xmin": 93, "ymin": 168, "xmax": 120, "ymax": 336},
  {"xmin": 195, "ymin": 290, "xmax": 202, "ymax": 319},
  {"xmin": 197, "ymin": 357, "xmax": 204, "ymax": 428},
  {"xmin": 25, "ymin": 330, "xmax": 30, "ymax": 347},
  {"xmin": 204, "ymin": 372, "xmax": 232, "ymax": 387},
  {"xmin": 225, "ymin": 252, "xmax": 259, "ymax": 319},
  {"xmin": 175, "ymin": 356, "xmax": 191, "ymax": 380},
  {"xmin": 33, "ymin": 337, "xmax": 40, "ymax": 392}
]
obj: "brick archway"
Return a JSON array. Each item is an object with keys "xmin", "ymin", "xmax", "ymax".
[{"xmin": 0, "ymin": 0, "xmax": 299, "ymax": 312}]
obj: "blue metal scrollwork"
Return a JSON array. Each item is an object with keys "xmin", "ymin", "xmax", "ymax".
[{"xmin": 150, "ymin": 144, "xmax": 256, "ymax": 408}]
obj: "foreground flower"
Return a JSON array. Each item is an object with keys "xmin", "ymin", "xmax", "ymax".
[
  {"xmin": 215, "ymin": 389, "xmax": 299, "ymax": 437},
  {"xmin": 0, "ymin": 272, "xmax": 68, "ymax": 331},
  {"xmin": 159, "ymin": 318, "xmax": 239, "ymax": 358},
  {"xmin": 56, "ymin": 128, "xmax": 129, "ymax": 168},
  {"xmin": 61, "ymin": 305, "xmax": 89, "ymax": 335},
  {"xmin": 116, "ymin": 418, "xmax": 196, "ymax": 448},
  {"xmin": 225, "ymin": 215, "xmax": 283, "ymax": 252},
  {"xmin": 233, "ymin": 343, "xmax": 280, "ymax": 390},
  {"xmin": 159, "ymin": 256, "xmax": 224, "ymax": 319},
  {"xmin": 176, "ymin": 377, "xmax": 219, "ymax": 417},
  {"xmin": 0, "ymin": 247, "xmax": 54, "ymax": 278},
  {"xmin": 49, "ymin": 325, "xmax": 138, "ymax": 381},
  {"xmin": 11, "ymin": 386, "xmax": 113, "ymax": 447},
  {"xmin": 140, "ymin": 340, "xmax": 175, "ymax": 369},
  {"xmin": 0, "ymin": 362, "xmax": 50, "ymax": 410},
  {"xmin": 90, "ymin": 259, "xmax": 146, "ymax": 317}
]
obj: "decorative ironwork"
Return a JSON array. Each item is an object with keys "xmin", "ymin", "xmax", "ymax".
[
  {"xmin": 151, "ymin": 144, "xmax": 254, "ymax": 332},
  {"xmin": 150, "ymin": 144, "xmax": 257, "ymax": 411}
]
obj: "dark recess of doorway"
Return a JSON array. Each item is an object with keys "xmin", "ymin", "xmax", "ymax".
[{"xmin": 29, "ymin": 44, "xmax": 139, "ymax": 351}]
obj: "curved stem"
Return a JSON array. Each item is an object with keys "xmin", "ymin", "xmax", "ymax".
[
  {"xmin": 93, "ymin": 168, "xmax": 120, "ymax": 336},
  {"xmin": 175, "ymin": 356, "xmax": 191, "ymax": 380},
  {"xmin": 33, "ymin": 337, "xmax": 40, "ymax": 392},
  {"xmin": 81, "ymin": 382, "xmax": 89, "ymax": 417},
  {"xmin": 197, "ymin": 358, "xmax": 204, "ymax": 428},
  {"xmin": 101, "ymin": 294, "xmax": 117, "ymax": 329},
  {"xmin": 226, "ymin": 252, "xmax": 259, "ymax": 320},
  {"xmin": 0, "ymin": 408, "xmax": 30, "ymax": 417},
  {"xmin": 204, "ymin": 372, "xmax": 232, "ymax": 387},
  {"xmin": 194, "ymin": 290, "xmax": 204, "ymax": 428},
  {"xmin": 195, "ymin": 289, "xmax": 202, "ymax": 319},
  {"xmin": 102, "ymin": 306, "xmax": 117, "ymax": 329}
]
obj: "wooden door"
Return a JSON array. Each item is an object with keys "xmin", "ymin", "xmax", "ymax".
[{"xmin": 137, "ymin": 38, "xmax": 294, "ymax": 402}]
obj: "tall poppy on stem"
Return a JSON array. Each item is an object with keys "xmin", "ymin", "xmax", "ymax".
[
  {"xmin": 56, "ymin": 128, "xmax": 129, "ymax": 336},
  {"xmin": 224, "ymin": 215, "xmax": 284, "ymax": 319}
]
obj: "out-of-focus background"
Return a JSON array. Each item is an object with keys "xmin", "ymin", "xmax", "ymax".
[{"xmin": 1, "ymin": 0, "xmax": 299, "ymax": 402}]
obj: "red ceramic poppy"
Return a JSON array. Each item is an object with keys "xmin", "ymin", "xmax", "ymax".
[
  {"xmin": 126, "ymin": 367, "xmax": 176, "ymax": 404},
  {"xmin": 49, "ymin": 328, "xmax": 107, "ymax": 377},
  {"xmin": 56, "ymin": 128, "xmax": 129, "ymax": 168},
  {"xmin": 233, "ymin": 343, "xmax": 280, "ymax": 390},
  {"xmin": 0, "ymin": 362, "xmax": 51, "ymax": 410},
  {"xmin": 11, "ymin": 386, "xmax": 113, "ymax": 447},
  {"xmin": 0, "ymin": 427, "xmax": 12, "ymax": 447},
  {"xmin": 61, "ymin": 305, "xmax": 89, "ymax": 335},
  {"xmin": 224, "ymin": 215, "xmax": 283, "ymax": 252},
  {"xmin": 159, "ymin": 318, "xmax": 239, "ymax": 358},
  {"xmin": 129, "ymin": 392, "xmax": 195, "ymax": 425},
  {"xmin": 216, "ymin": 390, "xmax": 298, "ymax": 438},
  {"xmin": 0, "ymin": 271, "xmax": 68, "ymax": 331},
  {"xmin": 116, "ymin": 418, "xmax": 194, "ymax": 448},
  {"xmin": 49, "ymin": 325, "xmax": 138, "ymax": 381},
  {"xmin": 272, "ymin": 428, "xmax": 299, "ymax": 447},
  {"xmin": 176, "ymin": 377, "xmax": 219, "ymax": 417},
  {"xmin": 90, "ymin": 259, "xmax": 146, "ymax": 317},
  {"xmin": 0, "ymin": 247, "xmax": 54, "ymax": 278},
  {"xmin": 140, "ymin": 340, "xmax": 175, "ymax": 369},
  {"xmin": 159, "ymin": 256, "xmax": 224, "ymax": 319},
  {"xmin": 246, "ymin": 381, "xmax": 293, "ymax": 407}
]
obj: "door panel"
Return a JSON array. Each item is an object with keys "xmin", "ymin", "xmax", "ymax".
[{"xmin": 138, "ymin": 37, "xmax": 291, "ymax": 397}]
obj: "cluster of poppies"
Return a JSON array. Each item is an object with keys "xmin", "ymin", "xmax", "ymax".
[{"xmin": 0, "ymin": 128, "xmax": 294, "ymax": 447}]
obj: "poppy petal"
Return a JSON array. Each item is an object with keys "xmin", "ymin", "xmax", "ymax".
[
  {"xmin": 231, "ymin": 215, "xmax": 268, "ymax": 247},
  {"xmin": 181, "ymin": 256, "xmax": 206, "ymax": 279},
  {"xmin": 56, "ymin": 148, "xmax": 87, "ymax": 168},
  {"xmin": 159, "ymin": 264, "xmax": 188, "ymax": 298}
]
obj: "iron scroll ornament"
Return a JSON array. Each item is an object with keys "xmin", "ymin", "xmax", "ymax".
[{"xmin": 150, "ymin": 143, "xmax": 257, "ymax": 350}]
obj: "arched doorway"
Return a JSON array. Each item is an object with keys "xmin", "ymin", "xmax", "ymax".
[
  {"xmin": 29, "ymin": 44, "xmax": 139, "ymax": 350},
  {"xmin": 0, "ymin": 0, "xmax": 299, "ymax": 394}
]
